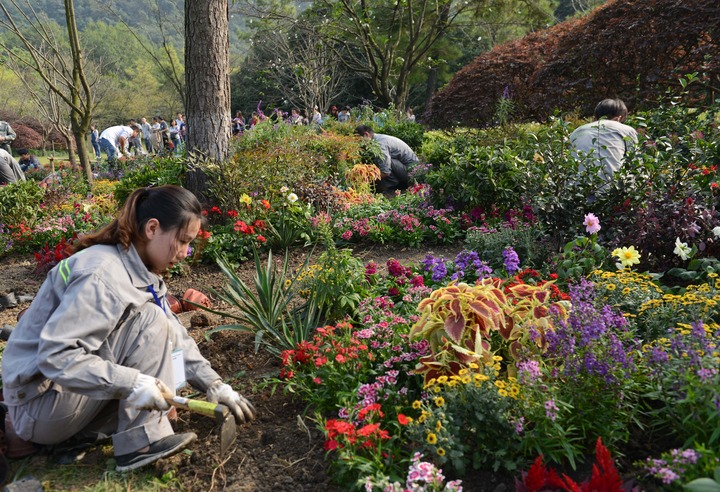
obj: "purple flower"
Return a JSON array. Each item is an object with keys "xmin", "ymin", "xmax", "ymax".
[
  {"xmin": 502, "ymin": 247, "xmax": 520, "ymax": 275},
  {"xmin": 544, "ymin": 399, "xmax": 558, "ymax": 421},
  {"xmin": 517, "ymin": 360, "xmax": 542, "ymax": 384}
]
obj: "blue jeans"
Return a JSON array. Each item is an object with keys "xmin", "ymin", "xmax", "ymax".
[
  {"xmin": 91, "ymin": 140, "xmax": 101, "ymax": 159},
  {"xmin": 98, "ymin": 138, "xmax": 117, "ymax": 160}
]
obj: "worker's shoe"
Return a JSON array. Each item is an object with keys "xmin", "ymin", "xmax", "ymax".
[{"xmin": 115, "ymin": 432, "xmax": 196, "ymax": 472}]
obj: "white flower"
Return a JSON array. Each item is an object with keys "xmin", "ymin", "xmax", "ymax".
[
  {"xmin": 713, "ymin": 226, "xmax": 720, "ymax": 239},
  {"xmin": 279, "ymin": 186, "xmax": 289, "ymax": 193},
  {"xmin": 287, "ymin": 193, "xmax": 298, "ymax": 203},
  {"xmin": 673, "ymin": 238, "xmax": 692, "ymax": 261}
]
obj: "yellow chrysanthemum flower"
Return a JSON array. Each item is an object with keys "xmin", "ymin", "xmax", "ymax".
[
  {"xmin": 435, "ymin": 421, "xmax": 443, "ymax": 431},
  {"xmin": 498, "ymin": 389, "xmax": 509, "ymax": 397},
  {"xmin": 434, "ymin": 397, "xmax": 445, "ymax": 407},
  {"xmin": 412, "ymin": 400, "xmax": 421, "ymax": 409},
  {"xmin": 437, "ymin": 448, "xmax": 446, "ymax": 456},
  {"xmin": 437, "ymin": 376, "xmax": 448, "ymax": 384},
  {"xmin": 427, "ymin": 433, "xmax": 437, "ymax": 445}
]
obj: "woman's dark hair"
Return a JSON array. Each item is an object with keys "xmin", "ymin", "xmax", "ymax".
[
  {"xmin": 71, "ymin": 185, "xmax": 203, "ymax": 252},
  {"xmin": 594, "ymin": 98, "xmax": 628, "ymax": 121}
]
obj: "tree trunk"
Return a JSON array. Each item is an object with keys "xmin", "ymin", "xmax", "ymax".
[
  {"xmin": 65, "ymin": 0, "xmax": 94, "ymax": 184},
  {"xmin": 424, "ymin": 66, "xmax": 439, "ymax": 110},
  {"xmin": 185, "ymin": 0, "xmax": 230, "ymax": 201}
]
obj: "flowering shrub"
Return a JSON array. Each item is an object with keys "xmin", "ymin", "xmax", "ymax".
[
  {"xmin": 635, "ymin": 276, "xmax": 720, "ymax": 341},
  {"xmin": 639, "ymin": 320, "xmax": 720, "ymax": 448},
  {"xmin": 34, "ymin": 235, "xmax": 75, "ymax": 274},
  {"xmin": 517, "ymin": 280, "xmax": 641, "ymax": 465},
  {"xmin": 363, "ymin": 452, "xmax": 463, "ymax": 492},
  {"xmin": 589, "ymin": 269, "xmax": 664, "ymax": 319},
  {"xmin": 406, "ymin": 361, "xmax": 523, "ymax": 475},
  {"xmin": 640, "ymin": 445, "xmax": 720, "ymax": 490},
  {"xmin": 333, "ymin": 192, "xmax": 463, "ymax": 247}
]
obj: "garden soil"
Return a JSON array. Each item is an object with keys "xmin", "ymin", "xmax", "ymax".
[{"xmin": 0, "ymin": 244, "xmax": 519, "ymax": 492}]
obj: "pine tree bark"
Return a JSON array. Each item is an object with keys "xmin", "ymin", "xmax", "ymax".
[{"xmin": 184, "ymin": 0, "xmax": 230, "ymax": 200}]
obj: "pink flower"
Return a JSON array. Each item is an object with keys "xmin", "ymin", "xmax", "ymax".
[
  {"xmin": 583, "ymin": 213, "xmax": 601, "ymax": 234},
  {"xmin": 341, "ymin": 230, "xmax": 353, "ymax": 240}
]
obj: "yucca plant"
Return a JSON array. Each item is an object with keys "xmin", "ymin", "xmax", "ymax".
[{"xmin": 204, "ymin": 248, "xmax": 319, "ymax": 356}]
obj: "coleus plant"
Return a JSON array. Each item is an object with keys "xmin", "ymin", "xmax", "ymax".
[{"xmin": 409, "ymin": 278, "xmax": 569, "ymax": 382}]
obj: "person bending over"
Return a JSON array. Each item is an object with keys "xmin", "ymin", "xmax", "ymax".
[{"xmin": 354, "ymin": 125, "xmax": 419, "ymax": 197}]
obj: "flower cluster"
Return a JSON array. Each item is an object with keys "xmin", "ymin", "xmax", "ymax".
[
  {"xmin": 407, "ymin": 361, "xmax": 523, "ymax": 474},
  {"xmin": 363, "ymin": 452, "xmax": 463, "ymax": 492}
]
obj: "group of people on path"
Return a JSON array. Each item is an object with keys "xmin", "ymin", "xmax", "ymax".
[{"xmin": 91, "ymin": 114, "xmax": 187, "ymax": 161}]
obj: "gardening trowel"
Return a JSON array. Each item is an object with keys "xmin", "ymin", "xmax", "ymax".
[{"xmin": 163, "ymin": 393, "xmax": 237, "ymax": 456}]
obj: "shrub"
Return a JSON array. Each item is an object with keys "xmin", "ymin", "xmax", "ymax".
[
  {"xmin": 113, "ymin": 157, "xmax": 184, "ymax": 205},
  {"xmin": 11, "ymin": 124, "xmax": 43, "ymax": 151}
]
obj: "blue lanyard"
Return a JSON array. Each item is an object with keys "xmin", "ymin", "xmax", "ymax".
[{"xmin": 147, "ymin": 285, "xmax": 167, "ymax": 314}]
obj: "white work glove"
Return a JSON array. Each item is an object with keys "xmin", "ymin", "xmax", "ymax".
[
  {"xmin": 207, "ymin": 380, "xmax": 256, "ymax": 424},
  {"xmin": 126, "ymin": 373, "xmax": 171, "ymax": 411}
]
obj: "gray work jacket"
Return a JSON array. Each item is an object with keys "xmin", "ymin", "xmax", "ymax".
[
  {"xmin": 373, "ymin": 133, "xmax": 419, "ymax": 174},
  {"xmin": 1, "ymin": 243, "xmax": 221, "ymax": 406}
]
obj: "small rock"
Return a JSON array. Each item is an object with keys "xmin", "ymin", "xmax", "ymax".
[
  {"xmin": 16, "ymin": 295, "xmax": 34, "ymax": 303},
  {"xmin": 3, "ymin": 476, "xmax": 44, "ymax": 492},
  {"xmin": 190, "ymin": 312, "xmax": 210, "ymax": 329}
]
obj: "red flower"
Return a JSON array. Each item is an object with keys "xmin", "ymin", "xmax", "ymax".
[
  {"xmin": 261, "ymin": 199, "xmax": 271, "ymax": 210},
  {"xmin": 197, "ymin": 230, "xmax": 211, "ymax": 239},
  {"xmin": 324, "ymin": 439, "xmax": 339, "ymax": 451},
  {"xmin": 335, "ymin": 354, "xmax": 346, "ymax": 363},
  {"xmin": 256, "ymin": 235, "xmax": 266, "ymax": 243},
  {"xmin": 227, "ymin": 209, "xmax": 238, "ymax": 218},
  {"xmin": 313, "ymin": 377, "xmax": 322, "ymax": 384},
  {"xmin": 201, "ymin": 210, "xmax": 209, "ymax": 216},
  {"xmin": 397, "ymin": 414, "xmax": 409, "ymax": 425},
  {"xmin": 210, "ymin": 206, "xmax": 222, "ymax": 214}
]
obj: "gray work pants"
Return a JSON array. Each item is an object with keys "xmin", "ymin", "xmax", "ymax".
[
  {"xmin": 7, "ymin": 303, "xmax": 175, "ymax": 456},
  {"xmin": 376, "ymin": 159, "xmax": 409, "ymax": 195}
]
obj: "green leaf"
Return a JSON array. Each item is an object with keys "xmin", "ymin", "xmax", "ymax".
[{"xmin": 684, "ymin": 478, "xmax": 720, "ymax": 492}]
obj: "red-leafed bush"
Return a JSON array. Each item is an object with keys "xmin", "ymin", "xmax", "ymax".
[
  {"xmin": 11, "ymin": 124, "xmax": 43, "ymax": 151},
  {"xmin": 425, "ymin": 0, "xmax": 720, "ymax": 128}
]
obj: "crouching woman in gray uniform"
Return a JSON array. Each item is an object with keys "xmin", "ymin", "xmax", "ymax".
[{"xmin": 1, "ymin": 185, "xmax": 256, "ymax": 471}]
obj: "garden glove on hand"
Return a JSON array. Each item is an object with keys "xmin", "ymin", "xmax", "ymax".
[
  {"xmin": 127, "ymin": 373, "xmax": 171, "ymax": 411},
  {"xmin": 207, "ymin": 380, "xmax": 256, "ymax": 424}
]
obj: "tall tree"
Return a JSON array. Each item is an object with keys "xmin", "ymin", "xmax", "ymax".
[
  {"xmin": 239, "ymin": 0, "xmax": 556, "ymax": 110},
  {"xmin": 253, "ymin": 24, "xmax": 349, "ymax": 114},
  {"xmin": 184, "ymin": 0, "xmax": 231, "ymax": 199},
  {"xmin": 0, "ymin": 0, "xmax": 96, "ymax": 182}
]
